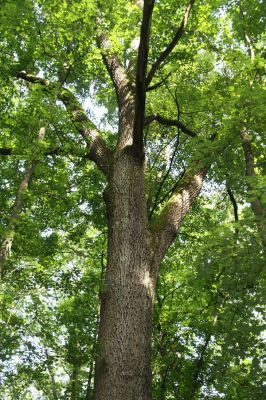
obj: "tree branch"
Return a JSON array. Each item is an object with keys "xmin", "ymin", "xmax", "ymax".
[
  {"xmin": 152, "ymin": 166, "xmax": 208, "ymax": 265},
  {"xmin": 149, "ymin": 132, "xmax": 219, "ymax": 270},
  {"xmin": 226, "ymin": 183, "xmax": 239, "ymax": 239},
  {"xmin": 145, "ymin": 114, "xmax": 197, "ymax": 137},
  {"xmin": 98, "ymin": 35, "xmax": 135, "ymax": 149},
  {"xmin": 146, "ymin": 72, "xmax": 172, "ymax": 91},
  {"xmin": 148, "ymin": 137, "xmax": 181, "ymax": 219},
  {"xmin": 146, "ymin": 0, "xmax": 196, "ymax": 85},
  {"xmin": 15, "ymin": 71, "xmax": 111, "ymax": 176},
  {"xmin": 133, "ymin": 0, "xmax": 155, "ymax": 153},
  {"xmin": 59, "ymin": 89, "xmax": 111, "ymax": 175},
  {"xmin": 226, "ymin": 185, "xmax": 239, "ymax": 223},
  {"xmin": 16, "ymin": 70, "xmax": 48, "ymax": 85},
  {"xmin": 99, "ymin": 35, "xmax": 133, "ymax": 104}
]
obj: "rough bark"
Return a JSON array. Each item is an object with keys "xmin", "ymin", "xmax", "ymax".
[
  {"xmin": 92, "ymin": 146, "xmax": 208, "ymax": 400},
  {"xmin": 93, "ymin": 17, "xmax": 160, "ymax": 398},
  {"xmin": 99, "ymin": 35, "xmax": 135, "ymax": 150},
  {"xmin": 93, "ymin": 148, "xmax": 155, "ymax": 400},
  {"xmin": 59, "ymin": 89, "xmax": 111, "ymax": 176},
  {"xmin": 152, "ymin": 167, "xmax": 207, "ymax": 271}
]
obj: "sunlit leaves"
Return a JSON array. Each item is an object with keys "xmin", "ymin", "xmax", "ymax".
[{"xmin": 0, "ymin": 0, "xmax": 265, "ymax": 398}]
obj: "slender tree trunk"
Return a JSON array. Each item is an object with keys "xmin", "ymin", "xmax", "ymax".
[
  {"xmin": 0, "ymin": 127, "xmax": 45, "ymax": 280},
  {"xmin": 93, "ymin": 147, "xmax": 156, "ymax": 400},
  {"xmin": 188, "ymin": 334, "xmax": 211, "ymax": 400},
  {"xmin": 47, "ymin": 364, "xmax": 58, "ymax": 400},
  {"xmin": 241, "ymin": 129, "xmax": 266, "ymax": 249},
  {"xmin": 70, "ymin": 367, "xmax": 78, "ymax": 400},
  {"xmin": 85, "ymin": 363, "xmax": 94, "ymax": 400},
  {"xmin": 0, "ymin": 162, "xmax": 37, "ymax": 279}
]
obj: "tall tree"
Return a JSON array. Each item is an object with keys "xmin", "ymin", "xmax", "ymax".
[{"xmin": 0, "ymin": 0, "xmax": 265, "ymax": 399}]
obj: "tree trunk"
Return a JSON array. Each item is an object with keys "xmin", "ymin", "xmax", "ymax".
[
  {"xmin": 69, "ymin": 367, "xmax": 78, "ymax": 400},
  {"xmin": 93, "ymin": 147, "xmax": 156, "ymax": 400},
  {"xmin": 0, "ymin": 127, "xmax": 46, "ymax": 280},
  {"xmin": 0, "ymin": 162, "xmax": 37, "ymax": 279},
  {"xmin": 241, "ymin": 129, "xmax": 266, "ymax": 250}
]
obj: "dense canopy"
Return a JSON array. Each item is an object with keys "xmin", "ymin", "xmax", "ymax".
[{"xmin": 0, "ymin": 0, "xmax": 265, "ymax": 399}]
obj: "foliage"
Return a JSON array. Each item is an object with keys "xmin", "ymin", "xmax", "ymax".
[{"xmin": 0, "ymin": 0, "xmax": 265, "ymax": 398}]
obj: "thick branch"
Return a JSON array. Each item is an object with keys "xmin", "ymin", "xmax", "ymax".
[
  {"xmin": 99, "ymin": 36, "xmax": 133, "ymax": 105},
  {"xmin": 133, "ymin": 0, "xmax": 155, "ymax": 152},
  {"xmin": 145, "ymin": 114, "xmax": 197, "ymax": 137},
  {"xmin": 149, "ymin": 131, "xmax": 218, "ymax": 274},
  {"xmin": 98, "ymin": 35, "xmax": 135, "ymax": 149},
  {"xmin": 152, "ymin": 166, "xmax": 207, "ymax": 265},
  {"xmin": 16, "ymin": 70, "xmax": 48, "ymax": 85},
  {"xmin": 146, "ymin": 0, "xmax": 196, "ymax": 85},
  {"xmin": 15, "ymin": 71, "xmax": 110, "ymax": 175},
  {"xmin": 59, "ymin": 90, "xmax": 111, "ymax": 175}
]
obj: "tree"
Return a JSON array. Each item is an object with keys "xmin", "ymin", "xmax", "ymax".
[{"xmin": 0, "ymin": 0, "xmax": 265, "ymax": 399}]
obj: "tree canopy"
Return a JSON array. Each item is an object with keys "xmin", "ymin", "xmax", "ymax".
[{"xmin": 0, "ymin": 0, "xmax": 265, "ymax": 399}]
